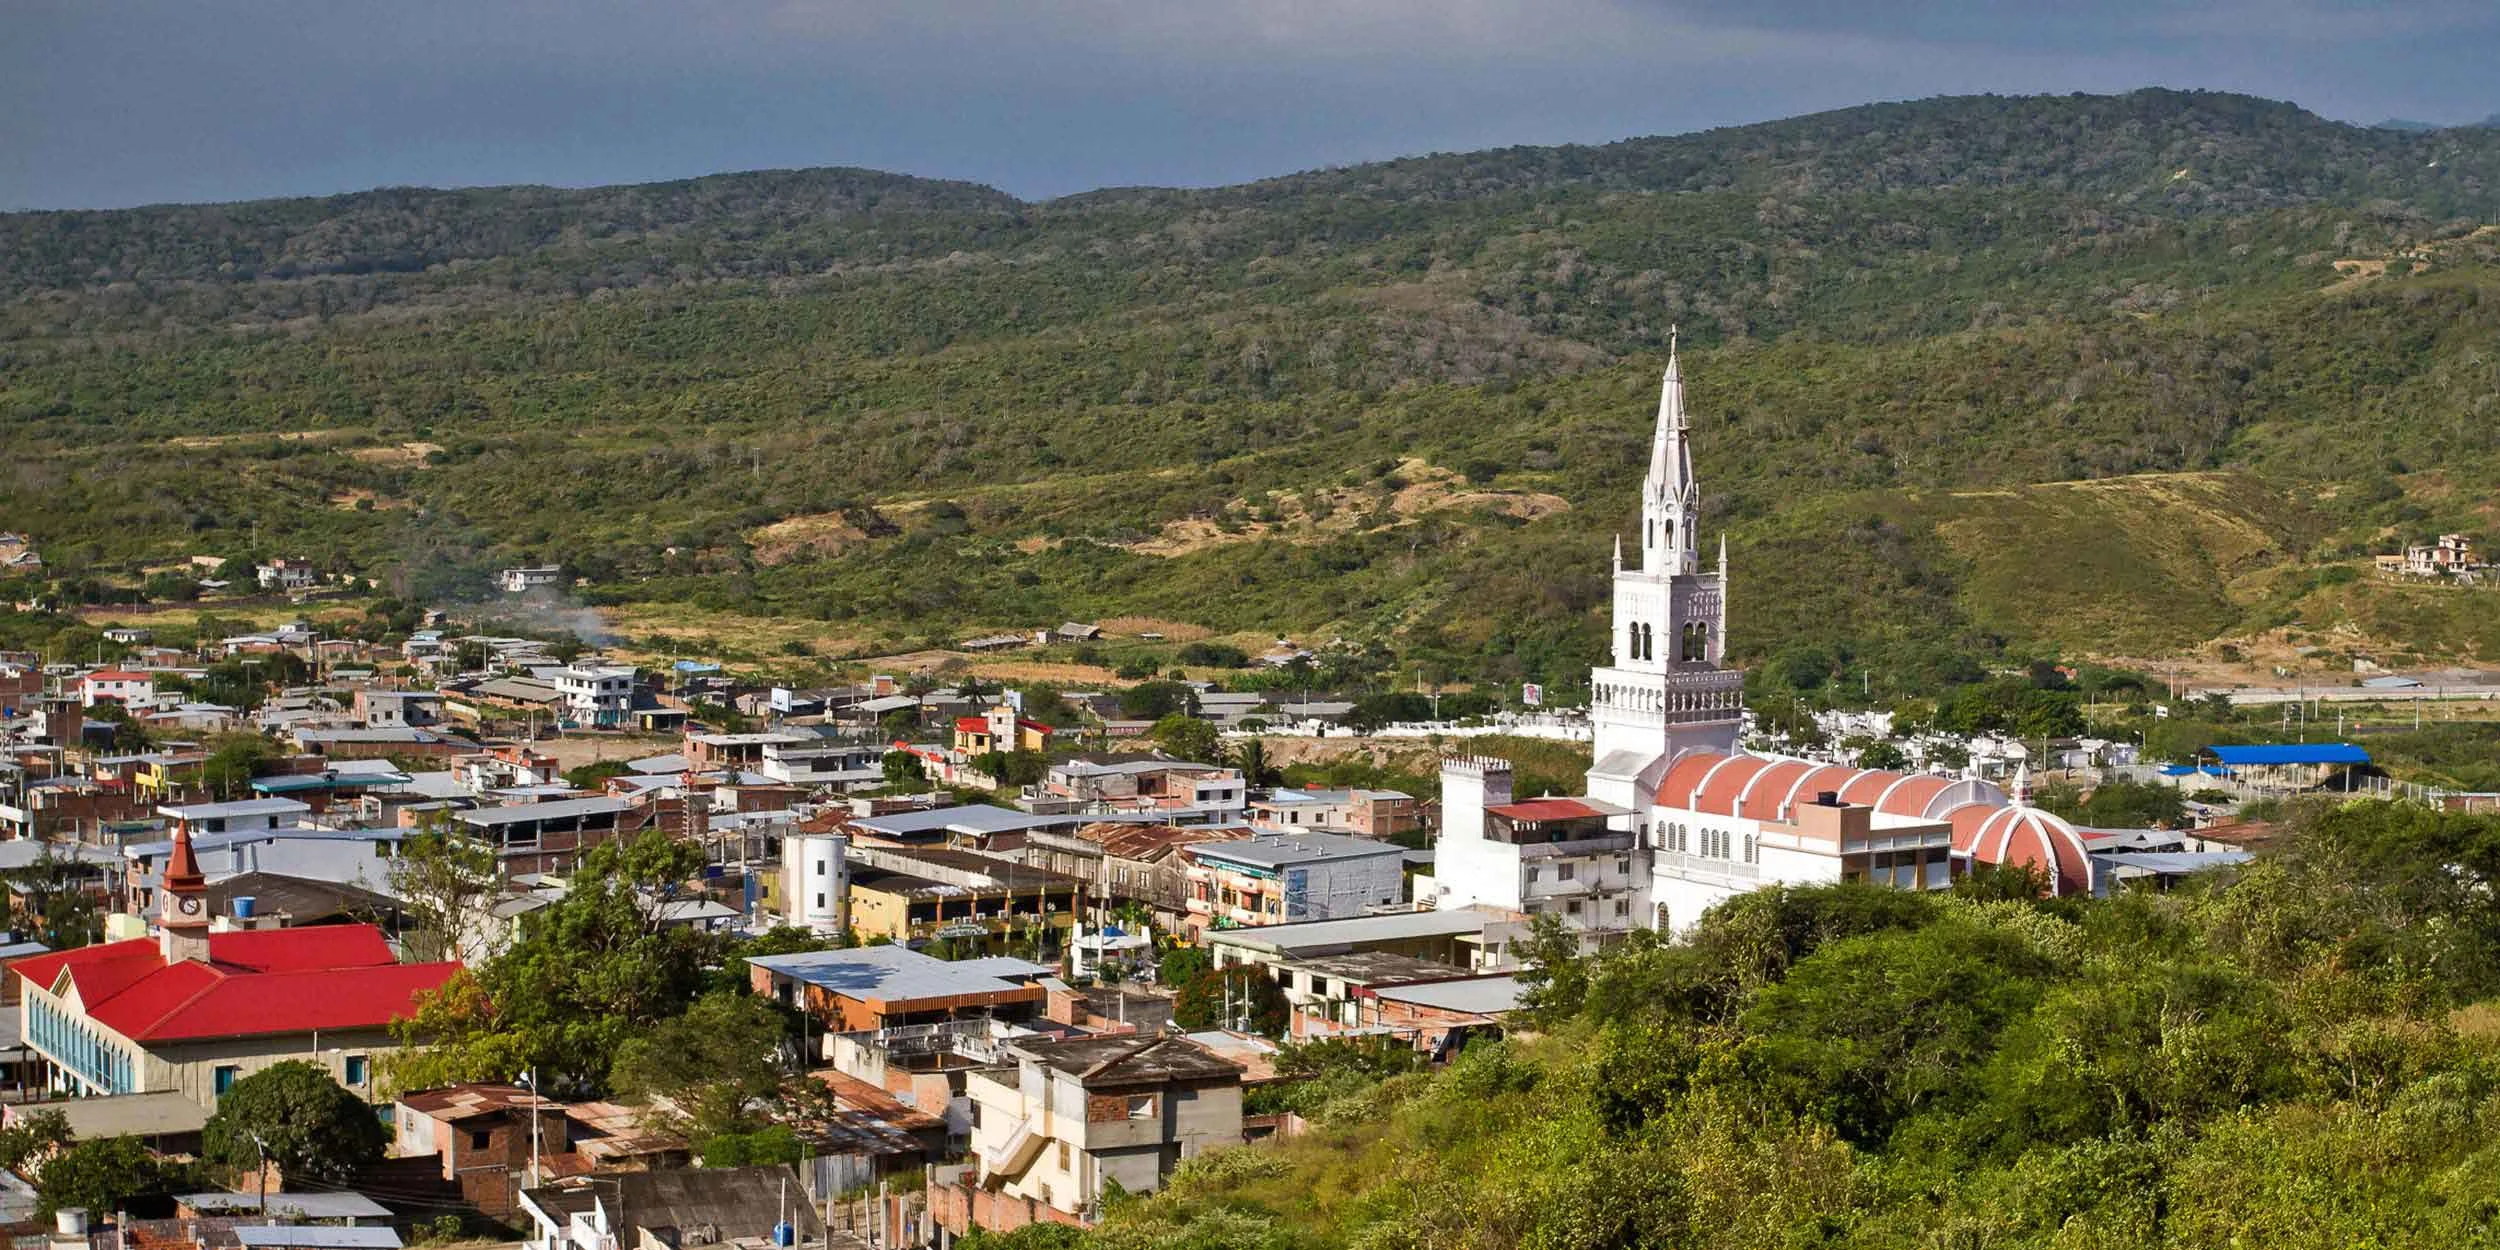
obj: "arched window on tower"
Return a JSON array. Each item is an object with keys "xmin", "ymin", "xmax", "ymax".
[
  {"xmin": 1641, "ymin": 623, "xmax": 1656, "ymax": 661},
  {"xmin": 1680, "ymin": 621, "xmax": 1709, "ymax": 663},
  {"xmin": 1626, "ymin": 622, "xmax": 1639, "ymax": 662}
]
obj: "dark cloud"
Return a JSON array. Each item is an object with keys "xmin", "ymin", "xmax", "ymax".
[{"xmin": 5, "ymin": 0, "xmax": 2495, "ymax": 209}]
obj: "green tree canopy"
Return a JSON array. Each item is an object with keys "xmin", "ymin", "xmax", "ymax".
[{"xmin": 203, "ymin": 1061, "xmax": 387, "ymax": 1186}]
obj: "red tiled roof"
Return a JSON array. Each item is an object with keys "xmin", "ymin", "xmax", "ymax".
[
  {"xmin": 11, "ymin": 924, "xmax": 460, "ymax": 1043},
  {"xmin": 1487, "ymin": 798, "xmax": 1605, "ymax": 822},
  {"xmin": 955, "ymin": 717, "xmax": 990, "ymax": 733},
  {"xmin": 84, "ymin": 670, "xmax": 152, "ymax": 683}
]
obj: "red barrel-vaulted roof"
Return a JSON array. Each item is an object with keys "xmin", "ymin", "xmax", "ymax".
[
  {"xmin": 1873, "ymin": 774, "xmax": 1951, "ymax": 820},
  {"xmin": 1836, "ymin": 769, "xmax": 1906, "ymax": 807},
  {"xmin": 1772, "ymin": 765, "xmax": 1869, "ymax": 820},
  {"xmin": 1691, "ymin": 755, "xmax": 1778, "ymax": 816},
  {"xmin": 1735, "ymin": 760, "xmax": 1817, "ymax": 821},
  {"xmin": 1655, "ymin": 752, "xmax": 1732, "ymax": 810}
]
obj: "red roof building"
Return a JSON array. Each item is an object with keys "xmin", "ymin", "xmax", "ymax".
[{"xmin": 17, "ymin": 824, "xmax": 460, "ymax": 1110}]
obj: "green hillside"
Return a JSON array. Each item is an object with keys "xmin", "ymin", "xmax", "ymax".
[
  {"xmin": 1044, "ymin": 802, "xmax": 2500, "ymax": 1250},
  {"xmin": 7, "ymin": 88, "xmax": 2500, "ymax": 688}
]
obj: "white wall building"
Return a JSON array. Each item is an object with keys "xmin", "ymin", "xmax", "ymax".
[{"xmin": 553, "ymin": 665, "xmax": 633, "ymax": 729}]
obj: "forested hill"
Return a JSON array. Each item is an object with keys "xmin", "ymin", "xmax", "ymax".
[{"xmin": 6, "ymin": 88, "xmax": 2500, "ymax": 686}]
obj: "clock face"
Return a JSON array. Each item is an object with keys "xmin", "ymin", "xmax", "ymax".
[{"xmin": 176, "ymin": 895, "xmax": 203, "ymax": 916}]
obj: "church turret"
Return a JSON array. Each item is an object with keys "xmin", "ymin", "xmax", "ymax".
[{"xmin": 157, "ymin": 825, "xmax": 211, "ymax": 964}]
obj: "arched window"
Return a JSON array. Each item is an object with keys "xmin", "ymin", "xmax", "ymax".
[
  {"xmin": 1680, "ymin": 621, "xmax": 1709, "ymax": 663},
  {"xmin": 1627, "ymin": 621, "xmax": 1639, "ymax": 661},
  {"xmin": 1640, "ymin": 623, "xmax": 1655, "ymax": 661}
]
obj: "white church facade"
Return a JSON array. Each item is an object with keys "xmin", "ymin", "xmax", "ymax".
[{"xmin": 1433, "ymin": 342, "xmax": 2097, "ymax": 936}]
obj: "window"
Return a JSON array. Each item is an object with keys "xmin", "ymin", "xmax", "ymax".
[
  {"xmin": 1526, "ymin": 867, "xmax": 1540, "ymax": 883},
  {"xmin": 1567, "ymin": 900, "xmax": 1584, "ymax": 917},
  {"xmin": 1557, "ymin": 862, "xmax": 1575, "ymax": 881},
  {"xmin": 815, "ymin": 893, "xmax": 825, "ymax": 908},
  {"xmin": 1614, "ymin": 900, "xmax": 1630, "ymax": 917},
  {"xmin": 1742, "ymin": 835, "xmax": 1758, "ymax": 865},
  {"xmin": 1127, "ymin": 1095, "xmax": 1157, "ymax": 1119},
  {"xmin": 1057, "ymin": 1142, "xmax": 1071, "ymax": 1169},
  {"xmin": 470, "ymin": 1130, "xmax": 491, "ymax": 1150},
  {"xmin": 344, "ymin": 1055, "xmax": 368, "ymax": 1086},
  {"xmin": 214, "ymin": 1065, "xmax": 241, "ymax": 1095}
]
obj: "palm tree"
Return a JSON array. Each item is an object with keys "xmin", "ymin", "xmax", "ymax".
[{"xmin": 1228, "ymin": 738, "xmax": 1280, "ymax": 788}]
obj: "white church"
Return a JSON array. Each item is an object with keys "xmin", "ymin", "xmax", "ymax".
[{"xmin": 1433, "ymin": 342, "xmax": 2097, "ymax": 936}]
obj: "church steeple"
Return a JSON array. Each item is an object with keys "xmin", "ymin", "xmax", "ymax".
[{"xmin": 1640, "ymin": 329, "xmax": 1699, "ymax": 576}]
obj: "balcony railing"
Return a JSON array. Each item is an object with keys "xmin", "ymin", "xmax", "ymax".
[{"xmin": 1655, "ymin": 851, "xmax": 1760, "ymax": 884}]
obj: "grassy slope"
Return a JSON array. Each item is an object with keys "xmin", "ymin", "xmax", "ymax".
[{"xmin": 10, "ymin": 91, "xmax": 2500, "ymax": 678}]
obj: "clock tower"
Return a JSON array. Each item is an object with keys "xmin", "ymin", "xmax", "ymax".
[{"xmin": 158, "ymin": 825, "xmax": 212, "ymax": 964}]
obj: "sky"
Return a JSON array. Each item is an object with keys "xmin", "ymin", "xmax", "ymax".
[{"xmin": 5, "ymin": 0, "xmax": 2498, "ymax": 211}]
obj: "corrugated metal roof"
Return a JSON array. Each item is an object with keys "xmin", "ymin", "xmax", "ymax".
[{"xmin": 2208, "ymin": 743, "xmax": 2370, "ymax": 766}]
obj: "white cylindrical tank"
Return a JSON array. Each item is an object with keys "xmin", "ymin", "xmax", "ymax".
[{"xmin": 783, "ymin": 831, "xmax": 849, "ymax": 936}]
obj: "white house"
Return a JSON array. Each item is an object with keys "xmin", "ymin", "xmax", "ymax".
[
  {"xmin": 497, "ymin": 566, "xmax": 564, "ymax": 594},
  {"xmin": 78, "ymin": 669, "xmax": 156, "ymax": 708},
  {"xmin": 553, "ymin": 665, "xmax": 633, "ymax": 729}
]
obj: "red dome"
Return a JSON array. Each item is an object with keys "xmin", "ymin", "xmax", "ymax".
[{"xmin": 1959, "ymin": 806, "xmax": 2093, "ymax": 896}]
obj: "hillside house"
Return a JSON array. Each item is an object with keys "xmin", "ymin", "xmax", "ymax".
[
  {"xmin": 497, "ymin": 565, "xmax": 564, "ymax": 594},
  {"xmin": 77, "ymin": 669, "xmax": 155, "ymax": 708},
  {"xmin": 954, "ymin": 703, "xmax": 1053, "ymax": 756},
  {"xmin": 1180, "ymin": 831, "xmax": 1406, "ymax": 932},
  {"xmin": 255, "ymin": 559, "xmax": 320, "ymax": 591},
  {"xmin": 954, "ymin": 1035, "xmax": 1243, "ymax": 1230}
]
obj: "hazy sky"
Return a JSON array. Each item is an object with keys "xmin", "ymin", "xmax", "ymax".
[{"xmin": 6, "ymin": 0, "xmax": 2498, "ymax": 210}]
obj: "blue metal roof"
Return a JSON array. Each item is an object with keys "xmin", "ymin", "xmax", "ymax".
[{"xmin": 2207, "ymin": 743, "xmax": 2370, "ymax": 766}]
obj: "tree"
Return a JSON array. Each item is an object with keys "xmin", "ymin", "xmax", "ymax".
[
  {"xmin": 203, "ymin": 1061, "xmax": 387, "ymax": 1186},
  {"xmin": 388, "ymin": 829, "xmax": 713, "ymax": 1094},
  {"xmin": 1513, "ymin": 913, "xmax": 1591, "ymax": 1023},
  {"xmin": 1227, "ymin": 738, "xmax": 1282, "ymax": 788},
  {"xmin": 1152, "ymin": 714, "xmax": 1221, "ymax": 763},
  {"xmin": 882, "ymin": 749, "xmax": 927, "ymax": 789},
  {"xmin": 37, "ymin": 1135, "xmax": 190, "ymax": 1218},
  {"xmin": 389, "ymin": 825, "xmax": 501, "ymax": 964},
  {"xmin": 199, "ymin": 732, "xmax": 277, "ymax": 799},
  {"xmin": 1119, "ymin": 681, "xmax": 1194, "ymax": 720},
  {"xmin": 1157, "ymin": 943, "xmax": 1211, "ymax": 987},
  {"xmin": 0, "ymin": 1108, "xmax": 68, "ymax": 1174},
  {"xmin": 1853, "ymin": 739, "xmax": 1910, "ymax": 771},
  {"xmin": 1173, "ymin": 967, "xmax": 1288, "ymax": 1037},
  {"xmin": 612, "ymin": 991, "xmax": 792, "ymax": 1140},
  {"xmin": 4, "ymin": 851, "xmax": 102, "ymax": 949}
]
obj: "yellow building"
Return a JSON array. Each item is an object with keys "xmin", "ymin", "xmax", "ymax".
[{"xmin": 952, "ymin": 704, "xmax": 1054, "ymax": 756}]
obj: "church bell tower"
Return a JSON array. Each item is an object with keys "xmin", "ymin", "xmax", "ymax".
[{"xmin": 1585, "ymin": 333, "xmax": 1745, "ymax": 809}]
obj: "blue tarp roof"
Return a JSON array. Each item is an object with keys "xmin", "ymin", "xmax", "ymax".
[
  {"xmin": 2208, "ymin": 743, "xmax": 2370, "ymax": 766},
  {"xmin": 2159, "ymin": 764, "xmax": 2235, "ymax": 777}
]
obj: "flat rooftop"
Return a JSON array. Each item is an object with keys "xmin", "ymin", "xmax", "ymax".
[
  {"xmin": 1207, "ymin": 907, "xmax": 1498, "ymax": 957},
  {"xmin": 1188, "ymin": 830, "xmax": 1404, "ymax": 870},
  {"xmin": 747, "ymin": 945, "xmax": 1048, "ymax": 1004}
]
